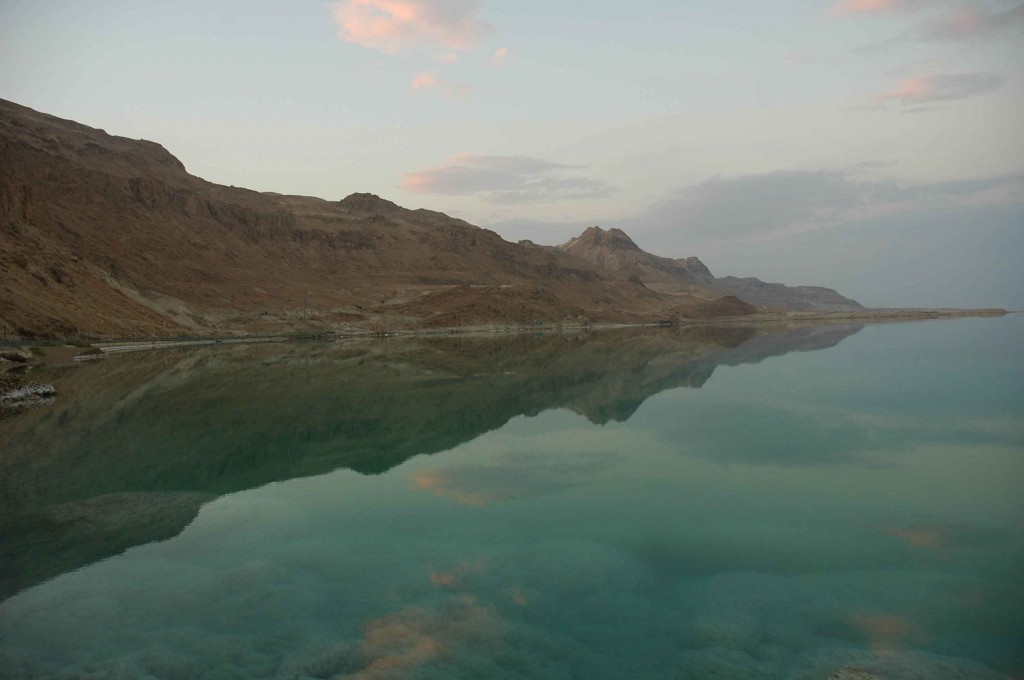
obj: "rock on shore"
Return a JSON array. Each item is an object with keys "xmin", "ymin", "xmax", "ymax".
[{"xmin": 0, "ymin": 372, "xmax": 56, "ymax": 414}]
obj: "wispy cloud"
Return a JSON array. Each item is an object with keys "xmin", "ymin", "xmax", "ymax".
[
  {"xmin": 830, "ymin": 0, "xmax": 927, "ymax": 16},
  {"xmin": 410, "ymin": 70, "xmax": 474, "ymax": 94},
  {"xmin": 917, "ymin": 3, "xmax": 1024, "ymax": 42},
  {"xmin": 875, "ymin": 71, "xmax": 1003, "ymax": 104},
  {"xmin": 352, "ymin": 599, "xmax": 503, "ymax": 678},
  {"xmin": 492, "ymin": 46, "xmax": 510, "ymax": 65},
  {"xmin": 642, "ymin": 170, "xmax": 865, "ymax": 242},
  {"xmin": 412, "ymin": 450, "xmax": 620, "ymax": 505},
  {"xmin": 851, "ymin": 1, "xmax": 1024, "ymax": 50},
  {"xmin": 402, "ymin": 154, "xmax": 614, "ymax": 203},
  {"xmin": 411, "ymin": 70, "xmax": 440, "ymax": 89},
  {"xmin": 634, "ymin": 167, "xmax": 1024, "ymax": 245},
  {"xmin": 331, "ymin": 0, "xmax": 491, "ymax": 54},
  {"xmin": 882, "ymin": 522, "xmax": 1007, "ymax": 550}
]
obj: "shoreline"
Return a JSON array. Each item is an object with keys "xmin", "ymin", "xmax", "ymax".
[{"xmin": 1, "ymin": 307, "xmax": 1012, "ymax": 357}]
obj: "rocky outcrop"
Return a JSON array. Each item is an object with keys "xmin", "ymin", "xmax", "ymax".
[
  {"xmin": 557, "ymin": 225, "xmax": 863, "ymax": 312},
  {"xmin": 677, "ymin": 256, "xmax": 713, "ymax": 278},
  {"xmin": 338, "ymin": 192, "xmax": 401, "ymax": 213},
  {"xmin": 560, "ymin": 226, "xmax": 718, "ymax": 295}
]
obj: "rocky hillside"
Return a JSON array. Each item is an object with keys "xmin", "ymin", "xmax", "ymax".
[
  {"xmin": 0, "ymin": 99, "xmax": 762, "ymax": 339},
  {"xmin": 559, "ymin": 226, "xmax": 718, "ymax": 296},
  {"xmin": 558, "ymin": 226, "xmax": 863, "ymax": 312},
  {"xmin": 714, "ymin": 276, "xmax": 863, "ymax": 312},
  {"xmin": 1, "ymin": 98, "xmax": 872, "ymax": 339}
]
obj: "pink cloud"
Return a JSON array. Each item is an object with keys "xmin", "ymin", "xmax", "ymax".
[
  {"xmin": 830, "ymin": 0, "xmax": 903, "ymax": 16},
  {"xmin": 401, "ymin": 154, "xmax": 613, "ymax": 203},
  {"xmin": 411, "ymin": 70, "xmax": 440, "ymax": 89},
  {"xmin": 875, "ymin": 72, "xmax": 1002, "ymax": 104},
  {"xmin": 410, "ymin": 72, "xmax": 474, "ymax": 96},
  {"xmin": 830, "ymin": 0, "xmax": 945, "ymax": 17},
  {"xmin": 331, "ymin": 0, "xmax": 491, "ymax": 54},
  {"xmin": 402, "ymin": 172, "xmax": 432, "ymax": 193},
  {"xmin": 493, "ymin": 46, "xmax": 510, "ymax": 65},
  {"xmin": 876, "ymin": 76, "xmax": 933, "ymax": 102}
]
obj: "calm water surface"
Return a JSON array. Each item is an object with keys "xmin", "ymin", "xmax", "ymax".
[{"xmin": 1, "ymin": 317, "xmax": 1022, "ymax": 679}]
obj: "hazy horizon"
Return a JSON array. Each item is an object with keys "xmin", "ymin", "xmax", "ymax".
[{"xmin": 2, "ymin": 0, "xmax": 1021, "ymax": 308}]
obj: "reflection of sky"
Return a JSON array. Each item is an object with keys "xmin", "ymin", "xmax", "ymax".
[
  {"xmin": 633, "ymin": 316, "xmax": 1024, "ymax": 465},
  {"xmin": 1, "ymin": 317, "xmax": 1022, "ymax": 678},
  {"xmin": 411, "ymin": 431, "xmax": 639, "ymax": 505}
]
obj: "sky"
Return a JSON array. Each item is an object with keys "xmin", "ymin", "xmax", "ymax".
[{"xmin": 1, "ymin": 0, "xmax": 1022, "ymax": 308}]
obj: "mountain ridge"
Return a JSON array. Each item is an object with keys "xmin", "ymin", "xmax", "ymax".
[
  {"xmin": 1, "ymin": 98, "xmax": 690, "ymax": 338},
  {"xmin": 557, "ymin": 225, "xmax": 862, "ymax": 312},
  {"xmin": 3, "ymin": 98, "xmax": 862, "ymax": 339}
]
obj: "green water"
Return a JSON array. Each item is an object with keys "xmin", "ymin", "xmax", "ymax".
[{"xmin": 1, "ymin": 318, "xmax": 1021, "ymax": 679}]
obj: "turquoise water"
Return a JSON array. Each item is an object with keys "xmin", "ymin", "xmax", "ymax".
[{"xmin": 1, "ymin": 318, "xmax": 1022, "ymax": 679}]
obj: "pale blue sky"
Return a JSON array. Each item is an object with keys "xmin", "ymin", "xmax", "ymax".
[{"xmin": 2, "ymin": 0, "xmax": 1021, "ymax": 307}]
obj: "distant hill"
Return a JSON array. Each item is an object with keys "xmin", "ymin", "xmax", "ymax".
[
  {"xmin": 558, "ymin": 226, "xmax": 863, "ymax": 312},
  {"xmin": 1, "ymin": 98, "xmax": 859, "ymax": 339},
  {"xmin": 714, "ymin": 277, "xmax": 863, "ymax": 312}
]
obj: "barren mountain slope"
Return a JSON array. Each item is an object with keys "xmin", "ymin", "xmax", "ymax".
[
  {"xmin": 559, "ymin": 226, "xmax": 718, "ymax": 296},
  {"xmin": 2, "ymin": 99, "xmax": 725, "ymax": 338},
  {"xmin": 713, "ymin": 276, "xmax": 863, "ymax": 312},
  {"xmin": 558, "ymin": 226, "xmax": 863, "ymax": 312}
]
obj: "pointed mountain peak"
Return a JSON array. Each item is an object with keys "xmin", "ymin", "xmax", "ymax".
[
  {"xmin": 562, "ymin": 226, "xmax": 640, "ymax": 251},
  {"xmin": 339, "ymin": 192, "xmax": 400, "ymax": 212}
]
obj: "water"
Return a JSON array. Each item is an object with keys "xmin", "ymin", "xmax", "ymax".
[{"xmin": 1, "ymin": 318, "xmax": 1021, "ymax": 679}]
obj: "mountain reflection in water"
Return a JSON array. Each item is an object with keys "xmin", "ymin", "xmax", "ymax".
[{"xmin": 0, "ymin": 324, "xmax": 861, "ymax": 599}]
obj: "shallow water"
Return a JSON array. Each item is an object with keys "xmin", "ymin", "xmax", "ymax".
[{"xmin": 1, "ymin": 318, "xmax": 1022, "ymax": 679}]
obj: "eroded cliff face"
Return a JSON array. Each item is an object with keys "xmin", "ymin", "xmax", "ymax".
[{"xmin": 2, "ymin": 99, "xmax": 693, "ymax": 339}]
